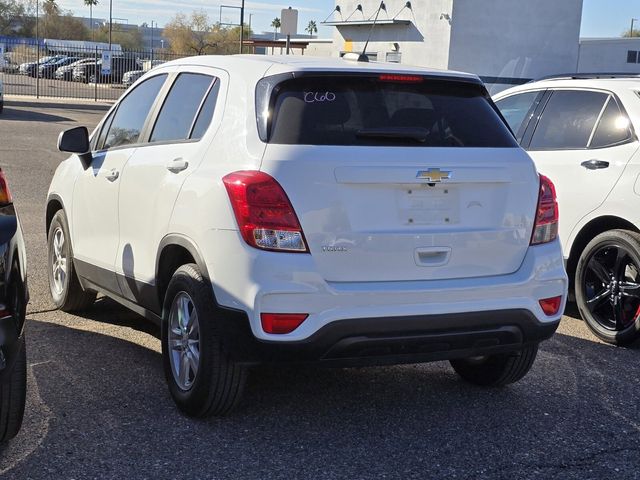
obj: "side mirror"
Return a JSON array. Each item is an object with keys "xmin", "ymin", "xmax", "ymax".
[{"xmin": 57, "ymin": 126, "xmax": 92, "ymax": 169}]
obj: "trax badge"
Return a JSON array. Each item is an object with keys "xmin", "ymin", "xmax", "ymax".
[{"xmin": 416, "ymin": 168, "xmax": 452, "ymax": 183}]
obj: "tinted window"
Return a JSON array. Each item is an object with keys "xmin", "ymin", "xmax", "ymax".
[
  {"xmin": 104, "ymin": 74, "xmax": 167, "ymax": 149},
  {"xmin": 190, "ymin": 81, "xmax": 220, "ymax": 140},
  {"xmin": 628, "ymin": 51, "xmax": 638, "ymax": 64},
  {"xmin": 530, "ymin": 90, "xmax": 608, "ymax": 150},
  {"xmin": 495, "ymin": 91, "xmax": 543, "ymax": 141},
  {"xmin": 590, "ymin": 97, "xmax": 633, "ymax": 148},
  {"xmin": 95, "ymin": 108, "xmax": 116, "ymax": 150},
  {"xmin": 266, "ymin": 76, "xmax": 517, "ymax": 148},
  {"xmin": 150, "ymin": 73, "xmax": 214, "ymax": 143}
]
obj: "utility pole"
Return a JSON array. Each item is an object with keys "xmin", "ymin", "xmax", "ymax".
[
  {"xmin": 109, "ymin": 0, "xmax": 113, "ymax": 50},
  {"xmin": 239, "ymin": 0, "xmax": 245, "ymax": 54},
  {"xmin": 632, "ymin": 18, "xmax": 638, "ymax": 38},
  {"xmin": 35, "ymin": 0, "xmax": 39, "ymax": 98}
]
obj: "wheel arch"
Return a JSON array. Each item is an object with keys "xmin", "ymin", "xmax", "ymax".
[
  {"xmin": 45, "ymin": 194, "xmax": 65, "ymax": 237},
  {"xmin": 155, "ymin": 235, "xmax": 212, "ymax": 312},
  {"xmin": 567, "ymin": 215, "xmax": 639, "ymax": 285}
]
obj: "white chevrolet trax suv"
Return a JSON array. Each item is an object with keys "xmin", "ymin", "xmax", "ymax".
[{"xmin": 47, "ymin": 56, "xmax": 567, "ymax": 417}]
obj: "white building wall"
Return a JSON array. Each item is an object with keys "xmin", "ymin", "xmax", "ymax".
[
  {"xmin": 331, "ymin": 0, "xmax": 453, "ymax": 68},
  {"xmin": 447, "ymin": 0, "xmax": 583, "ymax": 87},
  {"xmin": 578, "ymin": 38, "xmax": 640, "ymax": 73}
]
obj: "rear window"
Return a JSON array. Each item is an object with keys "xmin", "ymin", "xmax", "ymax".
[{"xmin": 263, "ymin": 75, "xmax": 517, "ymax": 148}]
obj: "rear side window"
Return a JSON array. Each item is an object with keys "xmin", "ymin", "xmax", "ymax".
[
  {"xmin": 264, "ymin": 76, "xmax": 518, "ymax": 148},
  {"xmin": 103, "ymin": 74, "xmax": 167, "ymax": 149},
  {"xmin": 590, "ymin": 97, "xmax": 633, "ymax": 148},
  {"xmin": 190, "ymin": 81, "xmax": 221, "ymax": 140},
  {"xmin": 150, "ymin": 73, "xmax": 216, "ymax": 143},
  {"xmin": 495, "ymin": 91, "xmax": 544, "ymax": 143},
  {"xmin": 530, "ymin": 90, "xmax": 608, "ymax": 150}
]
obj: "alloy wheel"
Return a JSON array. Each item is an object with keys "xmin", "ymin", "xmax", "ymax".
[
  {"xmin": 582, "ymin": 243, "xmax": 640, "ymax": 331},
  {"xmin": 51, "ymin": 227, "xmax": 67, "ymax": 296},
  {"xmin": 168, "ymin": 291, "xmax": 200, "ymax": 391}
]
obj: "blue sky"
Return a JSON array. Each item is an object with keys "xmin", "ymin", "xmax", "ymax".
[{"xmin": 58, "ymin": 0, "xmax": 637, "ymax": 39}]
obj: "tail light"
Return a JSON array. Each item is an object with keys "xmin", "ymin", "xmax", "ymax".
[
  {"xmin": 223, "ymin": 171, "xmax": 308, "ymax": 253},
  {"xmin": 0, "ymin": 170, "xmax": 13, "ymax": 205},
  {"xmin": 539, "ymin": 296, "xmax": 562, "ymax": 316},
  {"xmin": 261, "ymin": 313, "xmax": 309, "ymax": 334},
  {"xmin": 530, "ymin": 175, "xmax": 558, "ymax": 245}
]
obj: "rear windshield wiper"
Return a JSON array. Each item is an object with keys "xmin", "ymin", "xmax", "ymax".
[{"xmin": 355, "ymin": 127, "xmax": 429, "ymax": 143}]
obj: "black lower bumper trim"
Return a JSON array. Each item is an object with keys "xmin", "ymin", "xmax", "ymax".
[{"xmin": 215, "ymin": 308, "xmax": 560, "ymax": 366}]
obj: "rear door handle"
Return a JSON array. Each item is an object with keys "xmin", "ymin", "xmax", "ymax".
[
  {"xmin": 104, "ymin": 169, "xmax": 119, "ymax": 182},
  {"xmin": 166, "ymin": 158, "xmax": 189, "ymax": 173},
  {"xmin": 581, "ymin": 159, "xmax": 609, "ymax": 170}
]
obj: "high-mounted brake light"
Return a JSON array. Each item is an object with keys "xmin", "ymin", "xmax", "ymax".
[
  {"xmin": 261, "ymin": 313, "xmax": 309, "ymax": 334},
  {"xmin": 223, "ymin": 171, "xmax": 308, "ymax": 253},
  {"xmin": 378, "ymin": 74, "xmax": 423, "ymax": 83},
  {"xmin": 0, "ymin": 170, "xmax": 13, "ymax": 205},
  {"xmin": 530, "ymin": 174, "xmax": 558, "ymax": 245}
]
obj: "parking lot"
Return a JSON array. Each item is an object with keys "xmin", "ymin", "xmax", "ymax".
[
  {"xmin": 0, "ymin": 98, "xmax": 639, "ymax": 479},
  {"xmin": 1, "ymin": 73, "xmax": 124, "ymax": 101}
]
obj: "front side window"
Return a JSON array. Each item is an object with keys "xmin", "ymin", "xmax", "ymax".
[
  {"xmin": 495, "ymin": 91, "xmax": 544, "ymax": 143},
  {"xmin": 103, "ymin": 74, "xmax": 167, "ymax": 150},
  {"xmin": 529, "ymin": 90, "xmax": 609, "ymax": 150},
  {"xmin": 150, "ymin": 73, "xmax": 216, "ymax": 143}
]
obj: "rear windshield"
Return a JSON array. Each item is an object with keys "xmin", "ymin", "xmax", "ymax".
[{"xmin": 265, "ymin": 75, "xmax": 517, "ymax": 148}]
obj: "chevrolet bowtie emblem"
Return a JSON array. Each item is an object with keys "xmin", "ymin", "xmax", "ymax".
[{"xmin": 416, "ymin": 168, "xmax": 452, "ymax": 182}]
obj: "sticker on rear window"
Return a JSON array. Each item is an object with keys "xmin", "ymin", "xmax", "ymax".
[{"xmin": 304, "ymin": 91, "xmax": 336, "ymax": 103}]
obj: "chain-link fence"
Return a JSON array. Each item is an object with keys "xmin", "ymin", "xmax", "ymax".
[{"xmin": 0, "ymin": 38, "xmax": 189, "ymax": 101}]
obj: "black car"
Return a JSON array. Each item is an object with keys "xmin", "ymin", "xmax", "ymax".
[
  {"xmin": 0, "ymin": 169, "xmax": 28, "ymax": 443},
  {"xmin": 39, "ymin": 56, "xmax": 79, "ymax": 79}
]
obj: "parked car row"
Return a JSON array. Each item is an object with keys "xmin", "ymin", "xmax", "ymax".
[{"xmin": 6, "ymin": 54, "xmax": 162, "ymax": 87}]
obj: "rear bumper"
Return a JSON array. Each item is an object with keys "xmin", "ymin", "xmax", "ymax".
[{"xmin": 216, "ymin": 307, "xmax": 559, "ymax": 366}]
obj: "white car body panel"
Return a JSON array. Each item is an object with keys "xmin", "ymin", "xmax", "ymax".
[{"xmin": 48, "ymin": 55, "xmax": 567, "ymax": 345}]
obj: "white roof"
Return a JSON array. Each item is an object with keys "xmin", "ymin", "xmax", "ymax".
[
  {"xmin": 493, "ymin": 77, "xmax": 640, "ymax": 98},
  {"xmin": 161, "ymin": 54, "xmax": 480, "ymax": 83}
]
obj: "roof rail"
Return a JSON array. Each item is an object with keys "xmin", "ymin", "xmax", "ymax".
[{"xmin": 533, "ymin": 72, "xmax": 640, "ymax": 82}]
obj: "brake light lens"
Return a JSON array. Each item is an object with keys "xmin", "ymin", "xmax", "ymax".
[
  {"xmin": 261, "ymin": 313, "xmax": 309, "ymax": 334},
  {"xmin": 530, "ymin": 174, "xmax": 558, "ymax": 245},
  {"xmin": 0, "ymin": 170, "xmax": 13, "ymax": 205},
  {"xmin": 223, "ymin": 171, "xmax": 308, "ymax": 252},
  {"xmin": 539, "ymin": 296, "xmax": 562, "ymax": 316},
  {"xmin": 379, "ymin": 74, "xmax": 423, "ymax": 83}
]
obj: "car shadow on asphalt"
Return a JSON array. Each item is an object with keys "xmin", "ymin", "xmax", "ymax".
[
  {"xmin": 0, "ymin": 107, "xmax": 74, "ymax": 123},
  {"xmin": 5, "ymin": 314, "xmax": 640, "ymax": 478},
  {"xmin": 73, "ymin": 296, "xmax": 160, "ymax": 339}
]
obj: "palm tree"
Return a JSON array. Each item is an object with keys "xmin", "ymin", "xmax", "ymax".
[
  {"xmin": 84, "ymin": 0, "xmax": 99, "ymax": 41},
  {"xmin": 271, "ymin": 17, "xmax": 280, "ymax": 40},
  {"xmin": 305, "ymin": 20, "xmax": 317, "ymax": 39}
]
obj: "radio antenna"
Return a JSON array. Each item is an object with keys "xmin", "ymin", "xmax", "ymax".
[{"xmin": 360, "ymin": 1, "xmax": 385, "ymax": 62}]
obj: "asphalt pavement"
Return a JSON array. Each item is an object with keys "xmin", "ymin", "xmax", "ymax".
[{"xmin": 0, "ymin": 97, "xmax": 639, "ymax": 480}]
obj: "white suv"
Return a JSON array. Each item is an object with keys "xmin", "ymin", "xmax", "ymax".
[
  {"xmin": 47, "ymin": 56, "xmax": 567, "ymax": 417},
  {"xmin": 495, "ymin": 76, "xmax": 640, "ymax": 346}
]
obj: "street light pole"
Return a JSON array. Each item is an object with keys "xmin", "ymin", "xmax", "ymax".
[
  {"xmin": 109, "ymin": 0, "xmax": 113, "ymax": 50},
  {"xmin": 632, "ymin": 18, "xmax": 638, "ymax": 37},
  {"xmin": 239, "ymin": 0, "xmax": 245, "ymax": 54}
]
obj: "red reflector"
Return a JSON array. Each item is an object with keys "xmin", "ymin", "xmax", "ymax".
[
  {"xmin": 539, "ymin": 296, "xmax": 562, "ymax": 316},
  {"xmin": 261, "ymin": 313, "xmax": 308, "ymax": 334},
  {"xmin": 0, "ymin": 170, "xmax": 13, "ymax": 205},
  {"xmin": 379, "ymin": 74, "xmax": 423, "ymax": 83}
]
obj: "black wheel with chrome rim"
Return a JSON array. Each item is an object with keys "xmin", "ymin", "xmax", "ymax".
[{"xmin": 576, "ymin": 229, "xmax": 640, "ymax": 346}]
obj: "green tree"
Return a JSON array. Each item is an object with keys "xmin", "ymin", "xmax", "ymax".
[
  {"xmin": 164, "ymin": 11, "xmax": 216, "ymax": 55},
  {"xmin": 270, "ymin": 17, "xmax": 280, "ymax": 40},
  {"xmin": 0, "ymin": 0, "xmax": 26, "ymax": 35},
  {"xmin": 83, "ymin": 0, "xmax": 98, "ymax": 41},
  {"xmin": 305, "ymin": 20, "xmax": 317, "ymax": 38},
  {"xmin": 623, "ymin": 28, "xmax": 640, "ymax": 38}
]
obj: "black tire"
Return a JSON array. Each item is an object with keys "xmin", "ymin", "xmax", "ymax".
[
  {"xmin": 450, "ymin": 344, "xmax": 538, "ymax": 387},
  {"xmin": 161, "ymin": 264, "xmax": 246, "ymax": 417},
  {"xmin": 47, "ymin": 210, "xmax": 96, "ymax": 312},
  {"xmin": 0, "ymin": 335, "xmax": 26, "ymax": 443},
  {"xmin": 575, "ymin": 229, "xmax": 640, "ymax": 346}
]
